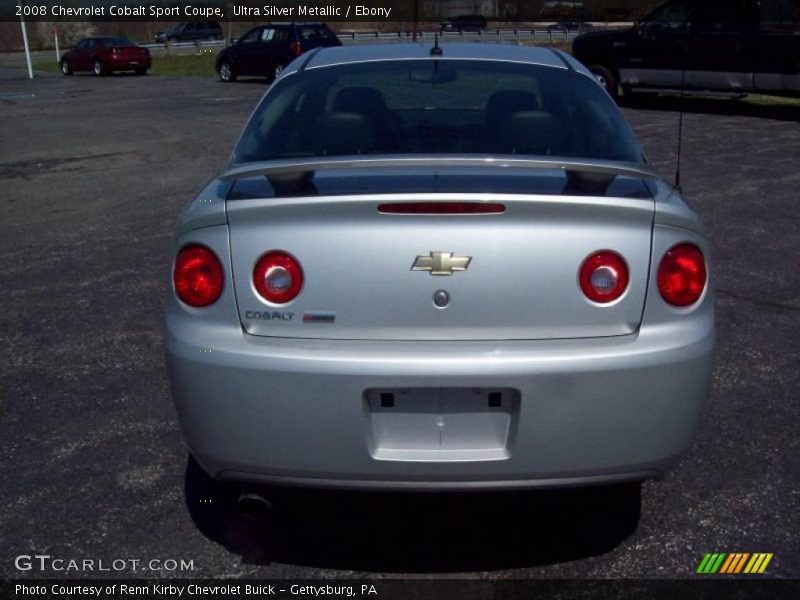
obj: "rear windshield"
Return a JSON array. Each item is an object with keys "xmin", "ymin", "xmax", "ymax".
[
  {"xmin": 98, "ymin": 37, "xmax": 135, "ymax": 47},
  {"xmin": 233, "ymin": 59, "xmax": 643, "ymax": 164}
]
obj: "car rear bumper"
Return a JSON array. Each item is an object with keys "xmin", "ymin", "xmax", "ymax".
[
  {"xmin": 108, "ymin": 55, "xmax": 150, "ymax": 70},
  {"xmin": 166, "ymin": 318, "xmax": 713, "ymax": 491}
]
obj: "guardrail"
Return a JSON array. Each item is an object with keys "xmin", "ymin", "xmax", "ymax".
[
  {"xmin": 139, "ymin": 27, "xmax": 587, "ymax": 55},
  {"xmin": 339, "ymin": 28, "xmax": 583, "ymax": 43},
  {"xmin": 141, "ymin": 40, "xmax": 225, "ymax": 54}
]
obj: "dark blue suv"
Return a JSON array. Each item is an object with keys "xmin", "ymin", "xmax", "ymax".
[{"xmin": 216, "ymin": 23, "xmax": 341, "ymax": 83}]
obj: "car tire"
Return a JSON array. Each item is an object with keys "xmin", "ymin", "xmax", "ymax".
[
  {"xmin": 620, "ymin": 85, "xmax": 643, "ymax": 106},
  {"xmin": 218, "ymin": 61, "xmax": 237, "ymax": 82},
  {"xmin": 184, "ymin": 455, "xmax": 275, "ymax": 562},
  {"xmin": 93, "ymin": 59, "xmax": 107, "ymax": 77},
  {"xmin": 183, "ymin": 455, "xmax": 237, "ymax": 541},
  {"xmin": 135, "ymin": 68, "xmax": 148, "ymax": 76},
  {"xmin": 60, "ymin": 59, "xmax": 72, "ymax": 76},
  {"xmin": 589, "ymin": 64, "xmax": 618, "ymax": 99},
  {"xmin": 270, "ymin": 62, "xmax": 285, "ymax": 83}
]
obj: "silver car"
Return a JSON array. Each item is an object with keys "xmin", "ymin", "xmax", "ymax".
[{"xmin": 166, "ymin": 44, "xmax": 713, "ymax": 492}]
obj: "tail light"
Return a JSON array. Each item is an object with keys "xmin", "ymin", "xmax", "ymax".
[
  {"xmin": 253, "ymin": 251, "xmax": 303, "ymax": 304},
  {"xmin": 657, "ymin": 244, "xmax": 707, "ymax": 307},
  {"xmin": 173, "ymin": 245, "xmax": 224, "ymax": 307},
  {"xmin": 290, "ymin": 40, "xmax": 303, "ymax": 56},
  {"xmin": 378, "ymin": 202, "xmax": 506, "ymax": 214},
  {"xmin": 579, "ymin": 251, "xmax": 629, "ymax": 303}
]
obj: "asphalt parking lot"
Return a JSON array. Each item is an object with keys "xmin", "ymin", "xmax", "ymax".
[{"xmin": 1, "ymin": 67, "xmax": 798, "ymax": 579}]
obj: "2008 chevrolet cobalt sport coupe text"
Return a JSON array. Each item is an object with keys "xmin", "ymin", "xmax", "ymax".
[{"xmin": 166, "ymin": 44, "xmax": 714, "ymax": 493}]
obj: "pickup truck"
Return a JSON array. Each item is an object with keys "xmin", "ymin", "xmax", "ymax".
[{"xmin": 572, "ymin": 0, "xmax": 800, "ymax": 100}]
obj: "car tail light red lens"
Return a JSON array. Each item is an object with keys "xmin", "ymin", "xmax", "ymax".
[
  {"xmin": 657, "ymin": 244, "xmax": 707, "ymax": 307},
  {"xmin": 378, "ymin": 202, "xmax": 506, "ymax": 214},
  {"xmin": 253, "ymin": 251, "xmax": 303, "ymax": 304},
  {"xmin": 173, "ymin": 245, "xmax": 224, "ymax": 307},
  {"xmin": 579, "ymin": 251, "xmax": 629, "ymax": 303},
  {"xmin": 290, "ymin": 41, "xmax": 302, "ymax": 56}
]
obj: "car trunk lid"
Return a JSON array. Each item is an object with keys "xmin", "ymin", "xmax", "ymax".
[
  {"xmin": 114, "ymin": 46, "xmax": 148, "ymax": 57},
  {"xmin": 225, "ymin": 167, "xmax": 655, "ymax": 341}
]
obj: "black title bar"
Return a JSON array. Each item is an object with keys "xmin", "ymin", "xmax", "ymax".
[
  {"xmin": 3, "ymin": 1, "xmax": 644, "ymax": 23},
  {"xmin": 4, "ymin": 579, "xmax": 800, "ymax": 600}
]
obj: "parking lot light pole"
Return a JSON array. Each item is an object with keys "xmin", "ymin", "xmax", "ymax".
[
  {"xmin": 226, "ymin": 2, "xmax": 233, "ymax": 45},
  {"xmin": 20, "ymin": 13, "xmax": 34, "ymax": 79}
]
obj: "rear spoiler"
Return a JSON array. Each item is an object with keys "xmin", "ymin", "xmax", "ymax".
[{"xmin": 219, "ymin": 155, "xmax": 662, "ymax": 196}]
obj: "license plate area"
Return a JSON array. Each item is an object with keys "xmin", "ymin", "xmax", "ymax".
[{"xmin": 364, "ymin": 388, "xmax": 519, "ymax": 462}]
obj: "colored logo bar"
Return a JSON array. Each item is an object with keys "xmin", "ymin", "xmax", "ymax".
[{"xmin": 696, "ymin": 553, "xmax": 773, "ymax": 574}]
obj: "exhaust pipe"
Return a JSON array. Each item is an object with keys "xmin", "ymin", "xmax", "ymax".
[{"xmin": 237, "ymin": 491, "xmax": 272, "ymax": 524}]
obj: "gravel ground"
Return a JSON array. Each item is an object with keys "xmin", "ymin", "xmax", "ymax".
[{"xmin": 0, "ymin": 67, "xmax": 798, "ymax": 580}]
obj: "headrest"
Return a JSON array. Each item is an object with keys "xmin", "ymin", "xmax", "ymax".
[
  {"xmin": 312, "ymin": 112, "xmax": 377, "ymax": 156},
  {"xmin": 332, "ymin": 87, "xmax": 389, "ymax": 114},
  {"xmin": 495, "ymin": 111, "xmax": 562, "ymax": 156},
  {"xmin": 485, "ymin": 90, "xmax": 542, "ymax": 128}
]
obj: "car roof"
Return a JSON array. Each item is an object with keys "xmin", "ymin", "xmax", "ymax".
[
  {"xmin": 287, "ymin": 43, "xmax": 590, "ymax": 76},
  {"xmin": 87, "ymin": 36, "xmax": 130, "ymax": 42}
]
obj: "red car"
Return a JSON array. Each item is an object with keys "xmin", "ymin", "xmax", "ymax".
[{"xmin": 60, "ymin": 37, "xmax": 151, "ymax": 76}]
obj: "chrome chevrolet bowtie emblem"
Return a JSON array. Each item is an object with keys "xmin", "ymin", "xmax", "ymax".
[{"xmin": 411, "ymin": 252, "xmax": 472, "ymax": 276}]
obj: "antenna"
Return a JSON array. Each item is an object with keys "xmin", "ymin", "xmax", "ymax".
[
  {"xmin": 430, "ymin": 33, "xmax": 443, "ymax": 56},
  {"xmin": 674, "ymin": 38, "xmax": 688, "ymax": 190}
]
